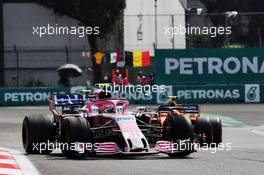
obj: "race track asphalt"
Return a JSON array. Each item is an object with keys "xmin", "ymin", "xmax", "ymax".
[{"xmin": 0, "ymin": 104, "xmax": 264, "ymax": 175}]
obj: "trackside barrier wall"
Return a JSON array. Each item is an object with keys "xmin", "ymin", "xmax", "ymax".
[
  {"xmin": 155, "ymin": 48, "xmax": 264, "ymax": 85},
  {"xmin": 0, "ymin": 85, "xmax": 263, "ymax": 106},
  {"xmin": 0, "ymin": 87, "xmax": 69, "ymax": 106},
  {"xmin": 154, "ymin": 48, "xmax": 264, "ymax": 104},
  {"xmin": 172, "ymin": 84, "xmax": 263, "ymax": 104}
]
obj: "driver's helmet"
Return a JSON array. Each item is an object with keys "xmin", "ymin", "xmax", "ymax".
[
  {"xmin": 169, "ymin": 101, "xmax": 177, "ymax": 107},
  {"xmin": 101, "ymin": 105, "xmax": 116, "ymax": 113},
  {"xmin": 70, "ymin": 106, "xmax": 80, "ymax": 114},
  {"xmin": 168, "ymin": 96, "xmax": 177, "ymax": 106}
]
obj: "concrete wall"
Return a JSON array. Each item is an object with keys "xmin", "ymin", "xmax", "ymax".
[
  {"xmin": 4, "ymin": 3, "xmax": 90, "ymax": 48},
  {"xmin": 124, "ymin": 0, "xmax": 186, "ymax": 55},
  {"xmin": 3, "ymin": 3, "xmax": 121, "ymax": 87}
]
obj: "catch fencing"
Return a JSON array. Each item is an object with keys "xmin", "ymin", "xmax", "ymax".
[{"xmin": 4, "ymin": 46, "xmax": 92, "ymax": 87}]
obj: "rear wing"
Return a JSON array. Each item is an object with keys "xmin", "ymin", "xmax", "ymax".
[
  {"xmin": 174, "ymin": 105, "xmax": 200, "ymax": 113},
  {"xmin": 49, "ymin": 94, "xmax": 89, "ymax": 106},
  {"xmin": 159, "ymin": 104, "xmax": 200, "ymax": 114},
  {"xmin": 136, "ymin": 106, "xmax": 157, "ymax": 113}
]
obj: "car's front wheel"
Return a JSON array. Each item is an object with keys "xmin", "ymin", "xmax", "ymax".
[
  {"xmin": 61, "ymin": 117, "xmax": 94, "ymax": 159},
  {"xmin": 162, "ymin": 114, "xmax": 194, "ymax": 157}
]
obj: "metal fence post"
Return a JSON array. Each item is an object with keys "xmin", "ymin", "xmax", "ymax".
[
  {"xmin": 154, "ymin": 0, "xmax": 158, "ymax": 48},
  {"xmin": 65, "ymin": 46, "xmax": 69, "ymax": 63},
  {"xmin": 171, "ymin": 14, "xmax": 175, "ymax": 49},
  {"xmin": 0, "ymin": 1, "xmax": 4, "ymax": 87},
  {"xmin": 14, "ymin": 45, "xmax": 19, "ymax": 87}
]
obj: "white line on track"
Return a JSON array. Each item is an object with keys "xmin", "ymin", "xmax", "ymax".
[
  {"xmin": 0, "ymin": 168, "xmax": 23, "ymax": 175},
  {"xmin": 0, "ymin": 151, "xmax": 13, "ymax": 156},
  {"xmin": 0, "ymin": 159, "xmax": 17, "ymax": 164},
  {"xmin": 250, "ymin": 129, "xmax": 264, "ymax": 137}
]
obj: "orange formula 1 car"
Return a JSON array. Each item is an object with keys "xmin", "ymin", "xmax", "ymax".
[{"xmin": 135, "ymin": 96, "xmax": 222, "ymax": 148}]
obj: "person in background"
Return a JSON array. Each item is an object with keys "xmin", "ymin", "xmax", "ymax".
[
  {"xmin": 115, "ymin": 73, "xmax": 123, "ymax": 85},
  {"xmin": 136, "ymin": 71, "xmax": 143, "ymax": 85},
  {"xmin": 142, "ymin": 75, "xmax": 146, "ymax": 85},
  {"xmin": 115, "ymin": 69, "xmax": 120, "ymax": 75},
  {"xmin": 149, "ymin": 72, "xmax": 155, "ymax": 85},
  {"xmin": 86, "ymin": 80, "xmax": 91, "ymax": 89},
  {"xmin": 58, "ymin": 76, "xmax": 70, "ymax": 87},
  {"xmin": 103, "ymin": 75, "xmax": 110, "ymax": 83},
  {"xmin": 141, "ymin": 75, "xmax": 151, "ymax": 85},
  {"xmin": 123, "ymin": 76, "xmax": 128, "ymax": 85}
]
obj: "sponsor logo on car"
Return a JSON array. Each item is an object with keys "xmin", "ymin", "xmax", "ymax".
[{"xmin": 115, "ymin": 116, "xmax": 135, "ymax": 122}]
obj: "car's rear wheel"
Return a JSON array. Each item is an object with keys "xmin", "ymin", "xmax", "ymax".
[
  {"xmin": 211, "ymin": 118, "xmax": 222, "ymax": 146},
  {"xmin": 61, "ymin": 117, "xmax": 94, "ymax": 159},
  {"xmin": 162, "ymin": 114, "xmax": 194, "ymax": 157},
  {"xmin": 194, "ymin": 117, "xmax": 213, "ymax": 145},
  {"xmin": 22, "ymin": 114, "xmax": 54, "ymax": 154}
]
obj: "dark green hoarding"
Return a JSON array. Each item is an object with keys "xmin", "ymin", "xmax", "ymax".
[
  {"xmin": 155, "ymin": 48, "xmax": 264, "ymax": 85},
  {"xmin": 0, "ymin": 87, "xmax": 69, "ymax": 106},
  {"xmin": 0, "ymin": 85, "xmax": 263, "ymax": 106}
]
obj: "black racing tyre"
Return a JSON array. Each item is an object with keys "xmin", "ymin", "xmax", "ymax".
[
  {"xmin": 22, "ymin": 114, "xmax": 55, "ymax": 154},
  {"xmin": 162, "ymin": 114, "xmax": 194, "ymax": 157},
  {"xmin": 168, "ymin": 151, "xmax": 193, "ymax": 158},
  {"xmin": 211, "ymin": 118, "xmax": 222, "ymax": 146},
  {"xmin": 61, "ymin": 117, "xmax": 94, "ymax": 159},
  {"xmin": 163, "ymin": 114, "xmax": 194, "ymax": 141},
  {"xmin": 136, "ymin": 113, "xmax": 150, "ymax": 125},
  {"xmin": 194, "ymin": 117, "xmax": 213, "ymax": 145}
]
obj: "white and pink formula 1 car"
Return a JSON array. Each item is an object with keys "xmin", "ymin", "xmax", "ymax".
[{"xmin": 22, "ymin": 91, "xmax": 196, "ymax": 159}]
